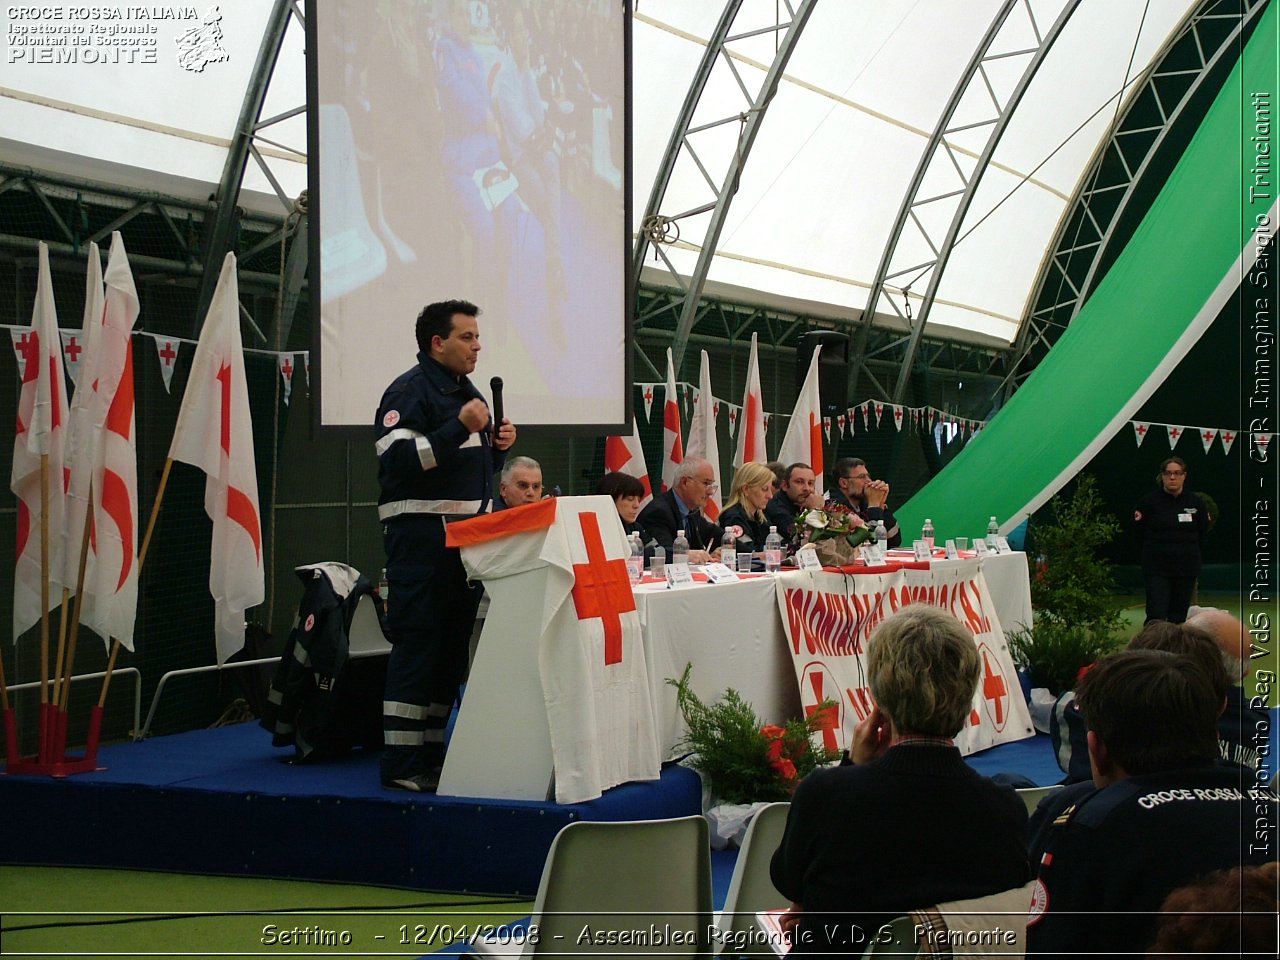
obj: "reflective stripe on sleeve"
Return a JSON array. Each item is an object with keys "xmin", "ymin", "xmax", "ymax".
[
  {"xmin": 377, "ymin": 499, "xmax": 483, "ymax": 520},
  {"xmin": 384, "ymin": 700, "xmax": 429, "ymax": 720}
]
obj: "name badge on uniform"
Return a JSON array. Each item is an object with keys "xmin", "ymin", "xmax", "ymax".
[{"xmin": 1178, "ymin": 511, "xmax": 1194, "ymax": 523}]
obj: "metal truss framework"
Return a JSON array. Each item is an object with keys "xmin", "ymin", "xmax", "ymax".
[
  {"xmin": 634, "ymin": 286, "xmax": 1007, "ymax": 421},
  {"xmin": 1000, "ymin": 0, "xmax": 1269, "ymax": 403},
  {"xmin": 192, "ymin": 0, "xmax": 307, "ymax": 342},
  {"xmin": 852, "ymin": 0, "xmax": 1083, "ymax": 405},
  {"xmin": 631, "ymin": 0, "xmax": 818, "ymax": 373}
]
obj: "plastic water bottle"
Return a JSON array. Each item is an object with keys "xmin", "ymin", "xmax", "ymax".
[
  {"xmin": 673, "ymin": 528, "xmax": 690, "ymax": 568},
  {"xmin": 922, "ymin": 518, "xmax": 935, "ymax": 550},
  {"xmin": 720, "ymin": 528, "xmax": 737, "ymax": 571},
  {"xmin": 378, "ymin": 567, "xmax": 389, "ymax": 613},
  {"xmin": 987, "ymin": 516, "xmax": 1000, "ymax": 548},
  {"xmin": 764, "ymin": 526, "xmax": 783, "ymax": 573},
  {"xmin": 874, "ymin": 519, "xmax": 887, "ymax": 544},
  {"xmin": 626, "ymin": 533, "xmax": 644, "ymax": 583}
]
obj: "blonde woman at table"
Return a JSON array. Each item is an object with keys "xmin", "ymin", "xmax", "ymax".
[{"xmin": 719, "ymin": 462, "xmax": 775, "ymax": 552}]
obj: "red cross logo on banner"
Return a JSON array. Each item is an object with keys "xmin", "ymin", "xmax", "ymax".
[
  {"xmin": 801, "ymin": 664, "xmax": 842, "ymax": 753},
  {"xmin": 978, "ymin": 644, "xmax": 1008, "ymax": 731},
  {"xmin": 281, "ymin": 356, "xmax": 294, "ymax": 381},
  {"xmin": 1222, "ymin": 430, "xmax": 1235, "ymax": 445},
  {"xmin": 644, "ymin": 386, "xmax": 653, "ymax": 405},
  {"xmin": 571, "ymin": 512, "xmax": 636, "ymax": 666},
  {"xmin": 159, "ymin": 341, "xmax": 178, "ymax": 366},
  {"xmin": 64, "ymin": 336, "xmax": 82, "ymax": 363}
]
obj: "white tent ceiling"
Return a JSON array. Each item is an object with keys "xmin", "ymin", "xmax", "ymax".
[{"xmin": 0, "ymin": 0, "xmax": 1200, "ymax": 347}]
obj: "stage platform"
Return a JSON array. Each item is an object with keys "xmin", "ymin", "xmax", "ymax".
[{"xmin": 1, "ymin": 722, "xmax": 1075, "ymax": 896}]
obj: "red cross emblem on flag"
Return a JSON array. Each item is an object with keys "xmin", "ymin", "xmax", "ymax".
[
  {"xmin": 281, "ymin": 356, "xmax": 294, "ymax": 382},
  {"xmin": 1135, "ymin": 424, "xmax": 1147, "ymax": 436},
  {"xmin": 571, "ymin": 513, "xmax": 636, "ymax": 665},
  {"xmin": 64, "ymin": 336, "xmax": 82, "ymax": 363},
  {"xmin": 644, "ymin": 387, "xmax": 653, "ymax": 404},
  {"xmin": 15, "ymin": 331, "xmax": 37, "ymax": 379},
  {"xmin": 159, "ymin": 341, "xmax": 178, "ymax": 366},
  {"xmin": 729, "ymin": 408, "xmax": 738, "ymax": 424},
  {"xmin": 1169, "ymin": 427, "xmax": 1182, "ymax": 442},
  {"xmin": 1222, "ymin": 431, "xmax": 1235, "ymax": 444}
]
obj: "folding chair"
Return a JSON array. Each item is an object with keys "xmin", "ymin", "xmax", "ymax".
[
  {"xmin": 469, "ymin": 815, "xmax": 714, "ymax": 959},
  {"xmin": 712, "ymin": 802, "xmax": 790, "ymax": 957}
]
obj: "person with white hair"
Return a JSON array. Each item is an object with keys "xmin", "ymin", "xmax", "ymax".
[
  {"xmin": 1186, "ymin": 606, "xmax": 1269, "ymax": 770},
  {"xmin": 636, "ymin": 456, "xmax": 725, "ymax": 563}
]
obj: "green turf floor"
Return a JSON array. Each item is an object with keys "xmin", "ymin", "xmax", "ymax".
[{"xmin": 0, "ymin": 865, "xmax": 533, "ymax": 958}]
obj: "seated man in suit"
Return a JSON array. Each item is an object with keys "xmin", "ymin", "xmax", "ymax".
[
  {"xmin": 764, "ymin": 462, "xmax": 821, "ymax": 540},
  {"xmin": 636, "ymin": 456, "xmax": 724, "ymax": 563},
  {"xmin": 494, "ymin": 455, "xmax": 542, "ymax": 510},
  {"xmin": 827, "ymin": 457, "xmax": 902, "ymax": 548}
]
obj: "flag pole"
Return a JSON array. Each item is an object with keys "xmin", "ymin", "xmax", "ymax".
[
  {"xmin": 51, "ymin": 586, "xmax": 70, "ymax": 706},
  {"xmin": 58, "ymin": 490, "xmax": 95, "ymax": 712},
  {"xmin": 97, "ymin": 457, "xmax": 171, "ymax": 708},
  {"xmin": 38, "ymin": 453, "xmax": 52, "ymax": 761}
]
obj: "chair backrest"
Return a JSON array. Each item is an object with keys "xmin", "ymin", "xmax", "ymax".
[
  {"xmin": 347, "ymin": 595, "xmax": 392, "ymax": 655},
  {"xmin": 872, "ymin": 881, "xmax": 1035, "ymax": 957},
  {"xmin": 714, "ymin": 802, "xmax": 790, "ymax": 956},
  {"xmin": 1015, "ymin": 784, "xmax": 1063, "ymax": 815},
  {"xmin": 531, "ymin": 816, "xmax": 713, "ymax": 958}
]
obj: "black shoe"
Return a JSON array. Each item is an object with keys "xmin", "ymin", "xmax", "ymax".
[{"xmin": 382, "ymin": 768, "xmax": 442, "ymax": 793}]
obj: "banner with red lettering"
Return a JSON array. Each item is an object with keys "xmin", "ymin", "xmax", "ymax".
[{"xmin": 775, "ymin": 562, "xmax": 1034, "ymax": 756}]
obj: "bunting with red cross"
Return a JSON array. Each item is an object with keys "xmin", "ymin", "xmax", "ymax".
[
  {"xmin": 447, "ymin": 495, "xmax": 660, "ymax": 804},
  {"xmin": 773, "ymin": 561, "xmax": 1033, "ymax": 757}
]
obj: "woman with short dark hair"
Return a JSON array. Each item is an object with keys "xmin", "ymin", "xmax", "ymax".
[{"xmin": 1134, "ymin": 456, "xmax": 1209, "ymax": 623}]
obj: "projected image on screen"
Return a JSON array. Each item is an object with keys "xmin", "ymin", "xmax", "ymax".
[{"xmin": 312, "ymin": 0, "xmax": 629, "ymax": 429}]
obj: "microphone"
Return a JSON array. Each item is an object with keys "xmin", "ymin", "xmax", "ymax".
[{"xmin": 490, "ymin": 376, "xmax": 504, "ymax": 433}]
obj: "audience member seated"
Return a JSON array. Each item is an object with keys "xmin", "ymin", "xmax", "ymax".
[
  {"xmin": 1025, "ymin": 649, "xmax": 1275, "ymax": 955},
  {"xmin": 1050, "ymin": 618, "xmax": 1261, "ymax": 784},
  {"xmin": 718, "ymin": 462, "xmax": 774, "ymax": 552},
  {"xmin": 770, "ymin": 606, "xmax": 1029, "ymax": 955},
  {"xmin": 1146, "ymin": 862, "xmax": 1279, "ymax": 957},
  {"xmin": 764, "ymin": 462, "xmax": 822, "ymax": 540},
  {"xmin": 594, "ymin": 471, "xmax": 654, "ymax": 559},
  {"xmin": 1187, "ymin": 606, "xmax": 1271, "ymax": 770},
  {"xmin": 636, "ymin": 457, "xmax": 724, "ymax": 563}
]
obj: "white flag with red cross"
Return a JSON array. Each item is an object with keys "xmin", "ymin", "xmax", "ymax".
[
  {"xmin": 892, "ymin": 404, "xmax": 904, "ymax": 431},
  {"xmin": 641, "ymin": 383, "xmax": 656, "ymax": 422},
  {"xmin": 446, "ymin": 496, "xmax": 660, "ymax": 803},
  {"xmin": 168, "ymin": 253, "xmax": 264, "ymax": 665},
  {"xmin": 11, "ymin": 243, "xmax": 69, "ymax": 642},
  {"xmin": 82, "ymin": 233, "xmax": 142, "ymax": 650},
  {"xmin": 62, "ymin": 240, "xmax": 106, "ymax": 598},
  {"xmin": 1254, "ymin": 433, "xmax": 1272, "ymax": 460},
  {"xmin": 1220, "ymin": 429, "xmax": 1237, "ymax": 455},
  {"xmin": 733, "ymin": 332, "xmax": 767, "ymax": 469},
  {"xmin": 604, "ymin": 417, "xmax": 653, "ymax": 508},
  {"xmin": 278, "ymin": 353, "xmax": 296, "ymax": 405},
  {"xmin": 1166, "ymin": 424, "xmax": 1184, "ymax": 449},
  {"xmin": 152, "ymin": 335, "xmax": 180, "ymax": 393},
  {"xmin": 661, "ymin": 349, "xmax": 684, "ymax": 493},
  {"xmin": 1199, "ymin": 427, "xmax": 1218, "ymax": 454},
  {"xmin": 777, "ymin": 346, "xmax": 824, "ymax": 498},
  {"xmin": 1132, "ymin": 421, "xmax": 1150, "ymax": 446},
  {"xmin": 60, "ymin": 331, "xmax": 88, "ymax": 388},
  {"xmin": 684, "ymin": 350, "xmax": 722, "ymax": 521}
]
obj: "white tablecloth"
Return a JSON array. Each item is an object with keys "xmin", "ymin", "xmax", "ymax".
[{"xmin": 633, "ymin": 552, "xmax": 1033, "ymax": 758}]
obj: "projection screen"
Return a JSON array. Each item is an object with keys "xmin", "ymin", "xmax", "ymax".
[{"xmin": 308, "ymin": 0, "xmax": 631, "ymax": 430}]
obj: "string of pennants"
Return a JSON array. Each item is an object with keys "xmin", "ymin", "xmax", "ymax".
[
  {"xmin": 1130, "ymin": 419, "xmax": 1269, "ymax": 458},
  {"xmin": 636, "ymin": 381, "xmax": 985, "ymax": 442},
  {"xmin": 5, "ymin": 323, "xmax": 311, "ymax": 406}
]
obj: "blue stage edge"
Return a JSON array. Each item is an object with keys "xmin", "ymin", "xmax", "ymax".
[{"xmin": 1, "ymin": 723, "xmax": 702, "ymax": 896}]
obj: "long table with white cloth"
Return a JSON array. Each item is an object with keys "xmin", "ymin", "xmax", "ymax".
[{"xmin": 635, "ymin": 550, "xmax": 1034, "ymax": 760}]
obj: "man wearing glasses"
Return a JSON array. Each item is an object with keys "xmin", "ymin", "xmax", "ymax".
[
  {"xmin": 637, "ymin": 456, "xmax": 725, "ymax": 563},
  {"xmin": 828, "ymin": 457, "xmax": 902, "ymax": 548},
  {"xmin": 1134, "ymin": 456, "xmax": 1209, "ymax": 623}
]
